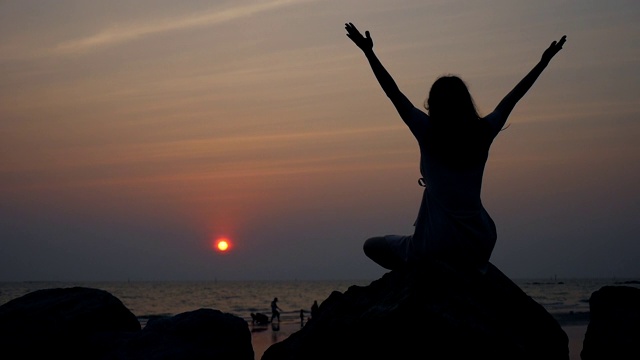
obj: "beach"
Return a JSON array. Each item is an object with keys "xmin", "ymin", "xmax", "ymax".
[
  {"xmin": 251, "ymin": 321, "xmax": 303, "ymax": 360},
  {"xmin": 564, "ymin": 325, "xmax": 587, "ymax": 360}
]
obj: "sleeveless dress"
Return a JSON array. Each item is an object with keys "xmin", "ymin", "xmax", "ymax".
[{"xmin": 384, "ymin": 104, "xmax": 505, "ymax": 273}]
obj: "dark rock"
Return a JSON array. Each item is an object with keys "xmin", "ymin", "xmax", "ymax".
[
  {"xmin": 114, "ymin": 308, "xmax": 253, "ymax": 360},
  {"xmin": 0, "ymin": 286, "xmax": 140, "ymax": 358},
  {"xmin": 262, "ymin": 261, "xmax": 569, "ymax": 360},
  {"xmin": 581, "ymin": 285, "xmax": 640, "ymax": 360},
  {"xmin": 0, "ymin": 286, "xmax": 254, "ymax": 360}
]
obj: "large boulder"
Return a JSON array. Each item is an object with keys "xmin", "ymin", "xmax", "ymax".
[
  {"xmin": 581, "ymin": 285, "xmax": 640, "ymax": 360},
  {"xmin": 262, "ymin": 260, "xmax": 569, "ymax": 360},
  {"xmin": 114, "ymin": 308, "xmax": 254, "ymax": 360},
  {"xmin": 0, "ymin": 286, "xmax": 140, "ymax": 358},
  {"xmin": 0, "ymin": 287, "xmax": 253, "ymax": 360}
]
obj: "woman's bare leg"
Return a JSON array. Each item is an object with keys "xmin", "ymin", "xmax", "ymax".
[{"xmin": 363, "ymin": 236, "xmax": 407, "ymax": 270}]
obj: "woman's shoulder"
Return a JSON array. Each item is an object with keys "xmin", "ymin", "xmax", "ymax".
[
  {"xmin": 407, "ymin": 106, "xmax": 429, "ymax": 123},
  {"xmin": 479, "ymin": 112, "xmax": 506, "ymax": 136},
  {"xmin": 401, "ymin": 106, "xmax": 429, "ymax": 131},
  {"xmin": 480, "ymin": 111, "xmax": 501, "ymax": 122}
]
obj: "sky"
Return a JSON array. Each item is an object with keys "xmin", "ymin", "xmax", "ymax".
[{"xmin": 1, "ymin": 0, "xmax": 639, "ymax": 282}]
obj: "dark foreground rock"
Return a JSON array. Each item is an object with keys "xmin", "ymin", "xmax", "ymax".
[
  {"xmin": 114, "ymin": 308, "xmax": 254, "ymax": 360},
  {"xmin": 0, "ymin": 287, "xmax": 253, "ymax": 360},
  {"xmin": 581, "ymin": 285, "xmax": 640, "ymax": 360},
  {"xmin": 0, "ymin": 287, "xmax": 141, "ymax": 358},
  {"xmin": 263, "ymin": 261, "xmax": 569, "ymax": 360}
]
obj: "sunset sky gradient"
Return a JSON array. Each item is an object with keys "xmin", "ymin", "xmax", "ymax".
[{"xmin": 1, "ymin": 0, "xmax": 639, "ymax": 281}]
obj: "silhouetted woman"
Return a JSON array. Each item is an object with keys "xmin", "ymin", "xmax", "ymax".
[{"xmin": 345, "ymin": 22, "xmax": 566, "ymax": 273}]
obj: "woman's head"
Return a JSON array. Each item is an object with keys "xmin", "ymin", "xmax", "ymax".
[
  {"xmin": 425, "ymin": 75, "xmax": 479, "ymax": 123},
  {"xmin": 424, "ymin": 75, "xmax": 491, "ymax": 166}
]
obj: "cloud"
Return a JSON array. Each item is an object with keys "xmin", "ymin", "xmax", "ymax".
[{"xmin": 53, "ymin": 0, "xmax": 307, "ymax": 55}]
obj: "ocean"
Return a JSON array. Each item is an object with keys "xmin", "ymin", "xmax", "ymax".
[
  {"xmin": 1, "ymin": 277, "xmax": 638, "ymax": 359},
  {"xmin": 3, "ymin": 278, "xmax": 638, "ymax": 323}
]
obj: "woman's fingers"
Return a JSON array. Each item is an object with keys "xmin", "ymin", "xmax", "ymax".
[{"xmin": 557, "ymin": 35, "xmax": 567, "ymax": 48}]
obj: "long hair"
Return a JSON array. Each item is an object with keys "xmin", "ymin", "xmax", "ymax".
[
  {"xmin": 425, "ymin": 75, "xmax": 479, "ymax": 123},
  {"xmin": 423, "ymin": 75, "xmax": 490, "ymax": 166}
]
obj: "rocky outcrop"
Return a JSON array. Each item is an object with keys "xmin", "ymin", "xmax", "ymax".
[
  {"xmin": 0, "ymin": 287, "xmax": 253, "ymax": 360},
  {"xmin": 9, "ymin": 265, "xmax": 637, "ymax": 360},
  {"xmin": 262, "ymin": 260, "xmax": 569, "ymax": 360},
  {"xmin": 581, "ymin": 285, "xmax": 640, "ymax": 360},
  {"xmin": 114, "ymin": 308, "xmax": 254, "ymax": 360},
  {"xmin": 0, "ymin": 286, "xmax": 140, "ymax": 358}
]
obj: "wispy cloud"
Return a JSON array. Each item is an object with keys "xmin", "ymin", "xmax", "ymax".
[{"xmin": 53, "ymin": 0, "xmax": 306, "ymax": 55}]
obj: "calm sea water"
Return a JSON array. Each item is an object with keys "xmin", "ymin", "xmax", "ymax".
[{"xmin": 1, "ymin": 278, "xmax": 639, "ymax": 325}]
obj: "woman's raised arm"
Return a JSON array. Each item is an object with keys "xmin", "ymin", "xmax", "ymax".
[
  {"xmin": 345, "ymin": 22, "xmax": 414, "ymax": 120},
  {"xmin": 489, "ymin": 35, "xmax": 567, "ymax": 132}
]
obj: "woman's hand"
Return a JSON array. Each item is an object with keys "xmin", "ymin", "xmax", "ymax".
[
  {"xmin": 345, "ymin": 22, "xmax": 373, "ymax": 52},
  {"xmin": 541, "ymin": 35, "xmax": 567, "ymax": 64}
]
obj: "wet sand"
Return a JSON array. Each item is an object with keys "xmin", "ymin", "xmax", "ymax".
[
  {"xmin": 251, "ymin": 321, "xmax": 303, "ymax": 360},
  {"xmin": 565, "ymin": 324, "xmax": 588, "ymax": 360}
]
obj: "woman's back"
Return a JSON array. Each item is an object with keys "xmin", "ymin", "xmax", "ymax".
[
  {"xmin": 421, "ymin": 151, "xmax": 487, "ymax": 212},
  {"xmin": 415, "ymin": 110, "xmax": 496, "ymax": 213}
]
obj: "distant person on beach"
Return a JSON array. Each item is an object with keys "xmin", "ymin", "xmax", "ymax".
[
  {"xmin": 345, "ymin": 22, "xmax": 566, "ymax": 274},
  {"xmin": 271, "ymin": 297, "xmax": 282, "ymax": 322},
  {"xmin": 251, "ymin": 312, "xmax": 269, "ymax": 325},
  {"xmin": 311, "ymin": 300, "xmax": 319, "ymax": 320}
]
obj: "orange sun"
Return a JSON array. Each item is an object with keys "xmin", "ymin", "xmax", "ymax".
[
  {"xmin": 217, "ymin": 240, "xmax": 229, "ymax": 251},
  {"xmin": 213, "ymin": 238, "xmax": 232, "ymax": 253}
]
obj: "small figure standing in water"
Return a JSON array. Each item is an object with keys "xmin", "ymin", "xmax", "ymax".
[
  {"xmin": 311, "ymin": 300, "xmax": 319, "ymax": 320},
  {"xmin": 345, "ymin": 22, "xmax": 566, "ymax": 273},
  {"xmin": 270, "ymin": 297, "xmax": 282, "ymax": 322}
]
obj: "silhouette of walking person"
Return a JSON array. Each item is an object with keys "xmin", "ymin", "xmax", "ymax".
[
  {"xmin": 345, "ymin": 22, "xmax": 566, "ymax": 274},
  {"xmin": 270, "ymin": 297, "xmax": 282, "ymax": 322}
]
